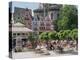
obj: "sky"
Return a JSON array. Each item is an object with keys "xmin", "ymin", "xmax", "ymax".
[{"xmin": 11, "ymin": 1, "xmax": 40, "ymax": 16}]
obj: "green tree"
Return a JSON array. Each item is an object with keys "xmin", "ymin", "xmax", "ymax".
[
  {"xmin": 57, "ymin": 16, "xmax": 69, "ymax": 30},
  {"xmin": 57, "ymin": 30, "xmax": 64, "ymax": 40},
  {"xmin": 57, "ymin": 5, "xmax": 78, "ymax": 31},
  {"xmin": 39, "ymin": 32, "xmax": 49, "ymax": 41},
  {"xmin": 48, "ymin": 31, "xmax": 57, "ymax": 40},
  {"xmin": 69, "ymin": 29, "xmax": 78, "ymax": 40}
]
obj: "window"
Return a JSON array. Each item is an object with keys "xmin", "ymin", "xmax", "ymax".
[
  {"xmin": 33, "ymin": 22, "xmax": 36, "ymax": 25},
  {"xmin": 13, "ymin": 33, "xmax": 16, "ymax": 36},
  {"xmin": 37, "ymin": 15, "xmax": 40, "ymax": 20},
  {"xmin": 46, "ymin": 23, "xmax": 50, "ymax": 26},
  {"xmin": 46, "ymin": 27, "xmax": 50, "ymax": 30},
  {"xmin": 22, "ymin": 33, "xmax": 25, "ymax": 35},
  {"xmin": 12, "ymin": 39, "xmax": 16, "ymax": 48},
  {"xmin": 40, "ymin": 22, "xmax": 44, "ymax": 26},
  {"xmin": 18, "ymin": 17, "xmax": 20, "ymax": 19},
  {"xmin": 51, "ymin": 13, "xmax": 53, "ymax": 19},
  {"xmin": 17, "ymin": 33, "xmax": 20, "ymax": 35},
  {"xmin": 57, "ymin": 13, "xmax": 59, "ymax": 18},
  {"xmin": 40, "ymin": 27, "xmax": 45, "ymax": 30},
  {"xmin": 25, "ymin": 17, "xmax": 29, "ymax": 20}
]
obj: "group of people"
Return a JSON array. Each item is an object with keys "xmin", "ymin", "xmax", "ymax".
[
  {"xmin": 14, "ymin": 39, "xmax": 77, "ymax": 54},
  {"xmin": 26, "ymin": 40, "xmax": 77, "ymax": 54}
]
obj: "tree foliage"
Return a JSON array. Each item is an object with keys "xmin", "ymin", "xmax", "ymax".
[
  {"xmin": 39, "ymin": 29, "xmax": 78, "ymax": 41},
  {"xmin": 56, "ymin": 5, "xmax": 78, "ymax": 31},
  {"xmin": 69, "ymin": 29, "xmax": 78, "ymax": 40},
  {"xmin": 39, "ymin": 32, "xmax": 49, "ymax": 41},
  {"xmin": 48, "ymin": 31, "xmax": 57, "ymax": 40}
]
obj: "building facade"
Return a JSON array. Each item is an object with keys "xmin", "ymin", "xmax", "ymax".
[
  {"xmin": 13, "ymin": 7, "xmax": 32, "ymax": 29},
  {"xmin": 9, "ymin": 19, "xmax": 33, "ymax": 52},
  {"xmin": 32, "ymin": 4, "xmax": 61, "ymax": 32}
]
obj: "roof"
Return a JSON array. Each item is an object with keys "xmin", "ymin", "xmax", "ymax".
[
  {"xmin": 33, "ymin": 9, "xmax": 44, "ymax": 12},
  {"xmin": 12, "ymin": 27, "xmax": 33, "ymax": 32},
  {"xmin": 10, "ymin": 22, "xmax": 33, "ymax": 32},
  {"xmin": 12, "ymin": 22, "xmax": 25, "ymax": 27}
]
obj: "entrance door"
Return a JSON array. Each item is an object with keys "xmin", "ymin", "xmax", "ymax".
[
  {"xmin": 12, "ymin": 39, "xmax": 16, "ymax": 49},
  {"xmin": 22, "ymin": 38, "xmax": 27, "ymax": 47}
]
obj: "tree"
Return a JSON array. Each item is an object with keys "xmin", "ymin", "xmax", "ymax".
[
  {"xmin": 57, "ymin": 16, "xmax": 69, "ymax": 30},
  {"xmin": 48, "ymin": 31, "xmax": 57, "ymax": 40},
  {"xmin": 57, "ymin": 5, "xmax": 78, "ymax": 31},
  {"xmin": 39, "ymin": 32, "xmax": 49, "ymax": 41},
  {"xmin": 63, "ymin": 30, "xmax": 71, "ymax": 40},
  {"xmin": 57, "ymin": 30, "xmax": 64, "ymax": 40},
  {"xmin": 69, "ymin": 29, "xmax": 78, "ymax": 40}
]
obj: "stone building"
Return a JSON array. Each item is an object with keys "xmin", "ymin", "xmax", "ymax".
[
  {"xmin": 32, "ymin": 4, "xmax": 61, "ymax": 32},
  {"xmin": 9, "ymin": 19, "xmax": 33, "ymax": 52},
  {"xmin": 13, "ymin": 7, "xmax": 32, "ymax": 29}
]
